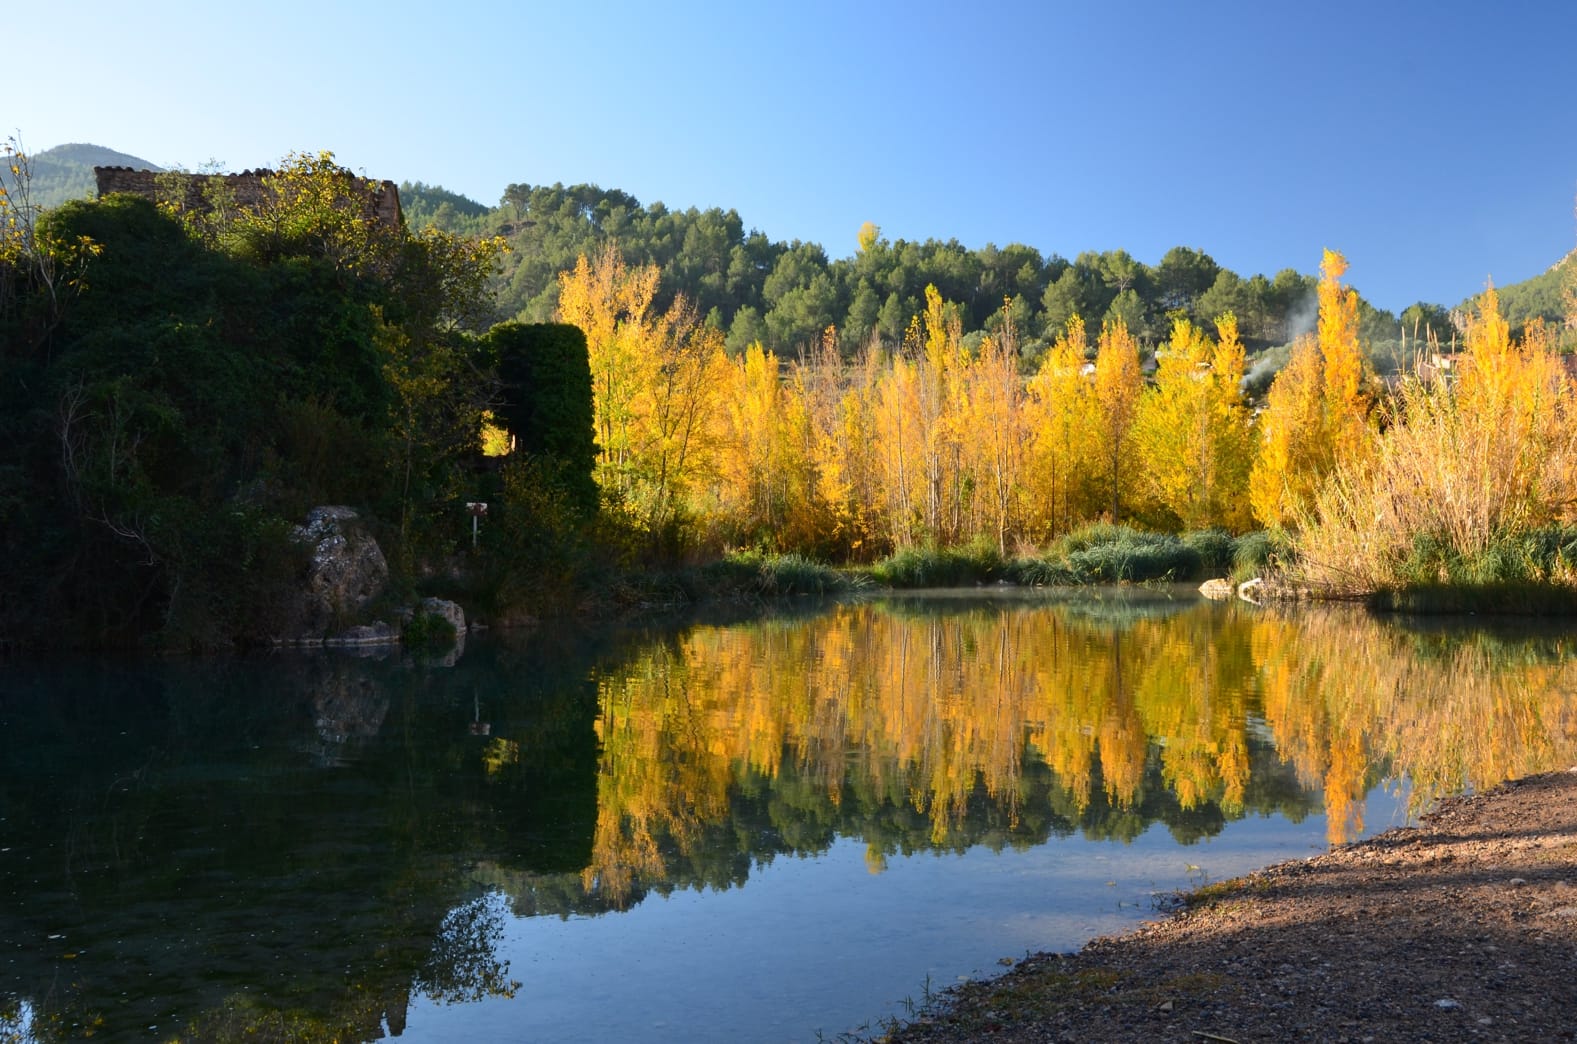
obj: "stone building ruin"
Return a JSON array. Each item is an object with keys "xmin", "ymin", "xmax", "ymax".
[{"xmin": 93, "ymin": 166, "xmax": 403, "ymax": 229}]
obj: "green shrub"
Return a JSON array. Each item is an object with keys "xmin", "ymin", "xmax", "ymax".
[
  {"xmin": 402, "ymin": 610, "xmax": 457, "ymax": 648},
  {"xmin": 753, "ymin": 553, "xmax": 851, "ymax": 596},
  {"xmin": 1008, "ymin": 556, "xmax": 1080, "ymax": 586},
  {"xmin": 488, "ymin": 322, "xmax": 598, "ymax": 518},
  {"xmin": 667, "ymin": 550, "xmax": 857, "ymax": 601},
  {"xmin": 1397, "ymin": 526, "xmax": 1577, "ymax": 588}
]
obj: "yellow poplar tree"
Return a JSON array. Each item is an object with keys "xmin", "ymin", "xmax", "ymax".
[
  {"xmin": 875, "ymin": 347, "xmax": 924, "ymax": 546},
  {"xmin": 1026, "ymin": 317, "xmax": 1097, "ymax": 536},
  {"xmin": 963, "ymin": 302, "xmax": 1029, "ymax": 551},
  {"xmin": 917, "ymin": 285, "xmax": 968, "ymax": 543},
  {"xmin": 1132, "ymin": 316, "xmax": 1251, "ymax": 530},
  {"xmin": 1250, "ymin": 250, "xmax": 1373, "ymax": 530},
  {"xmin": 807, "ymin": 332, "xmax": 884, "ymax": 558},
  {"xmin": 557, "ymin": 244, "xmax": 726, "ymax": 540},
  {"xmin": 712, "ymin": 341, "xmax": 822, "ymax": 550},
  {"xmin": 633, "ymin": 299, "xmax": 730, "ymax": 539},
  {"xmin": 556, "ymin": 243, "xmax": 659, "ymax": 493},
  {"xmin": 1316, "ymin": 249, "xmax": 1370, "ymax": 466},
  {"xmin": 1249, "ymin": 333, "xmax": 1327, "ymax": 528},
  {"xmin": 1092, "ymin": 317, "xmax": 1143, "ymax": 524}
]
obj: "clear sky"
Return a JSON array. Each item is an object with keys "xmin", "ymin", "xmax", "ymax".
[{"xmin": 15, "ymin": 0, "xmax": 1577, "ymax": 312}]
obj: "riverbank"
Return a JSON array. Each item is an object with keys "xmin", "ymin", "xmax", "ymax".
[{"xmin": 882, "ymin": 770, "xmax": 1577, "ymax": 1043}]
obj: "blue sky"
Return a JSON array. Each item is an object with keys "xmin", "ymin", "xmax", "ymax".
[{"xmin": 17, "ymin": 0, "xmax": 1577, "ymax": 312}]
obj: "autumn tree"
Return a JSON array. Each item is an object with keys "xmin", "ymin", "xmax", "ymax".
[
  {"xmin": 1025, "ymin": 316, "xmax": 1097, "ymax": 536},
  {"xmin": 1131, "ymin": 315, "xmax": 1252, "ymax": 531},
  {"xmin": 710, "ymin": 341, "xmax": 820, "ymax": 549},
  {"xmin": 1249, "ymin": 250, "xmax": 1373, "ymax": 530},
  {"xmin": 1091, "ymin": 316, "xmax": 1142, "ymax": 523},
  {"xmin": 804, "ymin": 328, "xmax": 885, "ymax": 559},
  {"xmin": 1315, "ymin": 249, "xmax": 1370, "ymax": 465},
  {"xmin": 962, "ymin": 301, "xmax": 1030, "ymax": 551},
  {"xmin": 557, "ymin": 244, "xmax": 728, "ymax": 546},
  {"xmin": 872, "ymin": 285, "xmax": 970, "ymax": 546}
]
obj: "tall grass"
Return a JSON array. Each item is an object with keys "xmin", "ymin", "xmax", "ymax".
[{"xmin": 1295, "ymin": 293, "xmax": 1577, "ymax": 597}]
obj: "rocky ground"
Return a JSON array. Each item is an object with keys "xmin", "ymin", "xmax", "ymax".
[{"xmin": 882, "ymin": 770, "xmax": 1577, "ymax": 1043}]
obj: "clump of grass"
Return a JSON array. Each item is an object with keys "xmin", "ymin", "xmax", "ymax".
[
  {"xmin": 1181, "ymin": 529, "xmax": 1236, "ymax": 575},
  {"xmin": 1008, "ymin": 555, "xmax": 1080, "ymax": 586},
  {"xmin": 867, "ymin": 539, "xmax": 1006, "ymax": 588},
  {"xmin": 1395, "ymin": 527, "xmax": 1577, "ymax": 587},
  {"xmin": 1366, "ymin": 525, "xmax": 1577, "ymax": 613},
  {"xmin": 1054, "ymin": 524, "xmax": 1200, "ymax": 583},
  {"xmin": 752, "ymin": 552, "xmax": 854, "ymax": 595},
  {"xmin": 694, "ymin": 549, "xmax": 856, "ymax": 598},
  {"xmin": 1229, "ymin": 530, "xmax": 1281, "ymax": 581}
]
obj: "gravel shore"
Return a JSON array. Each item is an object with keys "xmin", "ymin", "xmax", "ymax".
[{"xmin": 882, "ymin": 770, "xmax": 1577, "ymax": 1043}]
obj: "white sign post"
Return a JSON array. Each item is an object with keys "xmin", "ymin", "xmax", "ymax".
[{"xmin": 465, "ymin": 502, "xmax": 488, "ymax": 549}]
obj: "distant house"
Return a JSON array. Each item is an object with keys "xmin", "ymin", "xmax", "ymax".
[
  {"xmin": 93, "ymin": 166, "xmax": 403, "ymax": 230},
  {"xmin": 1416, "ymin": 352, "xmax": 1462, "ymax": 384}
]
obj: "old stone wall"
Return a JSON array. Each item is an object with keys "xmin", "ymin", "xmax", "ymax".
[{"xmin": 93, "ymin": 166, "xmax": 403, "ymax": 229}]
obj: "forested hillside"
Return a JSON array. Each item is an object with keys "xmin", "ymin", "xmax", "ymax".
[
  {"xmin": 1466, "ymin": 251, "xmax": 1575, "ymax": 335},
  {"xmin": 402, "ymin": 180, "xmax": 1572, "ymax": 368}
]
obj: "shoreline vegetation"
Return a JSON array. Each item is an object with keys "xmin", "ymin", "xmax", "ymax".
[
  {"xmin": 614, "ymin": 522, "xmax": 1577, "ymax": 618},
  {"xmin": 5, "ymin": 142, "xmax": 1577, "ymax": 650}
]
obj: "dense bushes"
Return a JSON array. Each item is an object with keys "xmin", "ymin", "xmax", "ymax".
[{"xmin": 0, "ymin": 160, "xmax": 507, "ymax": 648}]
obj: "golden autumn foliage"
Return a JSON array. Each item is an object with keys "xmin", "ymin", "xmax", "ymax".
[
  {"xmin": 1249, "ymin": 333, "xmax": 1328, "ymax": 529},
  {"xmin": 1249, "ymin": 249, "xmax": 1373, "ymax": 531},
  {"xmin": 557, "ymin": 244, "xmax": 730, "ymax": 540},
  {"xmin": 1315, "ymin": 250, "xmax": 1370, "ymax": 465},
  {"xmin": 547, "ymin": 247, "xmax": 1577, "ymax": 571},
  {"xmin": 1091, "ymin": 317, "xmax": 1142, "ymax": 523},
  {"xmin": 963, "ymin": 304, "xmax": 1032, "ymax": 551},
  {"xmin": 1025, "ymin": 316, "xmax": 1097, "ymax": 536},
  {"xmin": 1130, "ymin": 314, "xmax": 1253, "ymax": 531}
]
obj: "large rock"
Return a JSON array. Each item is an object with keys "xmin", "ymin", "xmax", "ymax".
[
  {"xmin": 290, "ymin": 507, "xmax": 389, "ymax": 638},
  {"xmin": 417, "ymin": 596, "xmax": 467, "ymax": 636}
]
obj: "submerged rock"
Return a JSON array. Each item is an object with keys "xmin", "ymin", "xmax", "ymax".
[{"xmin": 1199, "ymin": 578, "xmax": 1235, "ymax": 600}]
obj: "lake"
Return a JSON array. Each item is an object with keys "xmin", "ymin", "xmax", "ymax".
[{"xmin": 4, "ymin": 587, "xmax": 1575, "ymax": 1042}]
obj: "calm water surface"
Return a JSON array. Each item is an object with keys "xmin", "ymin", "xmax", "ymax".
[{"xmin": 4, "ymin": 589, "xmax": 1575, "ymax": 1042}]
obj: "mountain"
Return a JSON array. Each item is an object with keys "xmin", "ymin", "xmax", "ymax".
[
  {"xmin": 1460, "ymin": 251, "xmax": 1574, "ymax": 335},
  {"xmin": 19, "ymin": 143, "xmax": 162, "ymax": 209}
]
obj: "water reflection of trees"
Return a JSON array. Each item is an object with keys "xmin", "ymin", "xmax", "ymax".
[
  {"xmin": 0, "ymin": 639, "xmax": 601, "ymax": 1043},
  {"xmin": 1254, "ymin": 609, "xmax": 1577, "ymax": 842},
  {"xmin": 579, "ymin": 600, "xmax": 1577, "ymax": 905},
  {"xmin": 579, "ymin": 601, "xmax": 1312, "ymax": 906}
]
